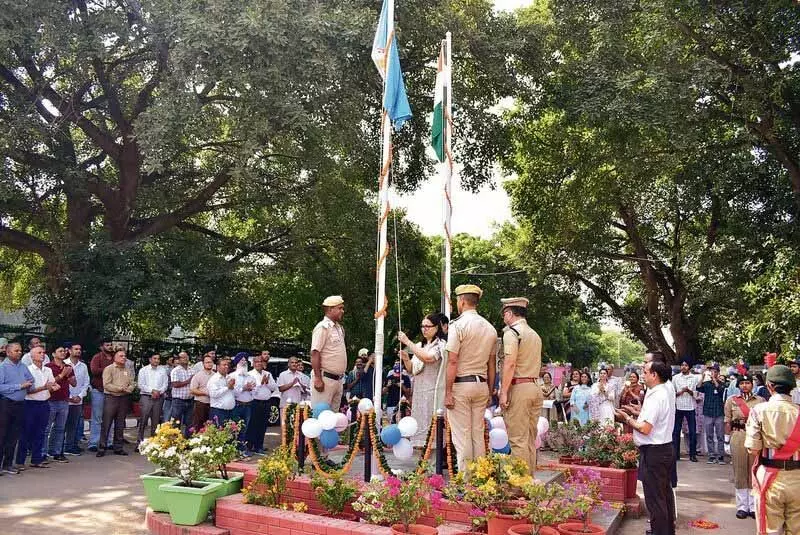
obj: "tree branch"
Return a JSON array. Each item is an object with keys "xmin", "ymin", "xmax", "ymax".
[
  {"xmin": 128, "ymin": 169, "xmax": 233, "ymax": 239},
  {"xmin": 0, "ymin": 225, "xmax": 54, "ymax": 259}
]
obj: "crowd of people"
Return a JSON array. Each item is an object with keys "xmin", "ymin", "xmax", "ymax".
[{"xmin": 2, "ymin": 290, "xmax": 800, "ymax": 535}]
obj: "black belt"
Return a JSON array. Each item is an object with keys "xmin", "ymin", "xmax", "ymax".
[
  {"xmin": 323, "ymin": 371, "xmax": 342, "ymax": 381},
  {"xmin": 455, "ymin": 375, "xmax": 487, "ymax": 383},
  {"xmin": 638, "ymin": 442, "xmax": 672, "ymax": 449},
  {"xmin": 731, "ymin": 422, "xmax": 746, "ymax": 430},
  {"xmin": 236, "ymin": 400, "xmax": 252, "ymax": 406},
  {"xmin": 759, "ymin": 457, "xmax": 800, "ymax": 470}
]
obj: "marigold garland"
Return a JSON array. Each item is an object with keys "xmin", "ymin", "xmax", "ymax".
[
  {"xmin": 303, "ymin": 404, "xmax": 365, "ymax": 476},
  {"xmin": 414, "ymin": 414, "xmax": 437, "ymax": 474},
  {"xmin": 444, "ymin": 413, "xmax": 457, "ymax": 478}
]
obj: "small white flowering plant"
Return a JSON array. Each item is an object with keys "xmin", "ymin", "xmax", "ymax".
[
  {"xmin": 192, "ymin": 419, "xmax": 242, "ymax": 479},
  {"xmin": 139, "ymin": 421, "xmax": 189, "ymax": 477}
]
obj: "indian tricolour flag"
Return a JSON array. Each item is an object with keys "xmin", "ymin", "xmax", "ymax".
[{"xmin": 430, "ymin": 40, "xmax": 448, "ymax": 163}]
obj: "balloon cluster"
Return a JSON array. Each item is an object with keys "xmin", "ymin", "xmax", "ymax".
[
  {"xmin": 483, "ymin": 412, "xmax": 550, "ymax": 454},
  {"xmin": 300, "ymin": 402, "xmax": 350, "ymax": 449},
  {"xmin": 486, "ymin": 414, "xmax": 510, "ymax": 454},
  {"xmin": 379, "ymin": 416, "xmax": 418, "ymax": 460}
]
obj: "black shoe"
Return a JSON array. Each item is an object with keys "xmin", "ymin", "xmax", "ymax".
[
  {"xmin": 749, "ymin": 512, "xmax": 756, "ymax": 519},
  {"xmin": 707, "ymin": 456, "xmax": 716, "ymax": 464},
  {"xmin": 113, "ymin": 450, "xmax": 128, "ymax": 456},
  {"xmin": 690, "ymin": 456, "xmax": 698, "ymax": 462},
  {"xmin": 87, "ymin": 446, "xmax": 98, "ymax": 452},
  {"xmin": 105, "ymin": 445, "xmax": 114, "ymax": 450},
  {"xmin": 96, "ymin": 450, "xmax": 105, "ymax": 458},
  {"xmin": 736, "ymin": 510, "xmax": 749, "ymax": 519},
  {"xmin": 54, "ymin": 455, "xmax": 69, "ymax": 463}
]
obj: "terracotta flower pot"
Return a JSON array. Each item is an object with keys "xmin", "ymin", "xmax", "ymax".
[
  {"xmin": 488, "ymin": 513, "xmax": 529, "ymax": 535},
  {"xmin": 556, "ymin": 522, "xmax": 606, "ymax": 535},
  {"xmin": 390, "ymin": 524, "xmax": 438, "ymax": 535},
  {"xmin": 508, "ymin": 526, "xmax": 560, "ymax": 535}
]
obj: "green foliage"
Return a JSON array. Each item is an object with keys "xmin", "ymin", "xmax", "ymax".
[
  {"xmin": 504, "ymin": 0, "xmax": 800, "ymax": 363},
  {"xmin": 310, "ymin": 472, "xmax": 359, "ymax": 516}
]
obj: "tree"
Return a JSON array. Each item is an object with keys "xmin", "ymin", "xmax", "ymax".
[
  {"xmin": 503, "ymin": 0, "xmax": 796, "ymax": 364},
  {"xmin": 0, "ymin": 0, "xmax": 523, "ymax": 343}
]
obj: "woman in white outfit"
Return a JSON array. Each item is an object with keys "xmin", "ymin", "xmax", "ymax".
[
  {"xmin": 590, "ymin": 368, "xmax": 617, "ymax": 424},
  {"xmin": 397, "ymin": 313, "xmax": 447, "ymax": 448}
]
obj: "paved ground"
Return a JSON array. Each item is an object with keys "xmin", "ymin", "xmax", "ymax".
[{"xmin": 0, "ymin": 423, "xmax": 751, "ymax": 535}]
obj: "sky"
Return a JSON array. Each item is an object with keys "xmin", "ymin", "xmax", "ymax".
[{"xmin": 393, "ymin": 0, "xmax": 531, "ymax": 238}]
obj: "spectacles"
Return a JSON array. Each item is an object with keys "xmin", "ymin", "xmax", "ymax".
[{"xmin": 420, "ymin": 324, "xmax": 434, "ymax": 329}]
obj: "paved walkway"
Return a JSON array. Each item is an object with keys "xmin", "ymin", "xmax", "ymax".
[{"xmin": 0, "ymin": 426, "xmax": 750, "ymax": 535}]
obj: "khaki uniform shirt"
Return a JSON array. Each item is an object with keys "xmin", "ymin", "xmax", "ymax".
[
  {"xmin": 724, "ymin": 394, "xmax": 764, "ymax": 429},
  {"xmin": 745, "ymin": 394, "xmax": 800, "ymax": 460},
  {"xmin": 445, "ymin": 309, "xmax": 497, "ymax": 377},
  {"xmin": 311, "ymin": 317, "xmax": 347, "ymax": 376},
  {"xmin": 102, "ymin": 364, "xmax": 134, "ymax": 396},
  {"xmin": 502, "ymin": 318, "xmax": 541, "ymax": 379}
]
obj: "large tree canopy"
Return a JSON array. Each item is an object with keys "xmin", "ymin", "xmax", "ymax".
[
  {"xmin": 0, "ymin": 0, "xmax": 522, "ymax": 343},
  {"xmin": 503, "ymin": 0, "xmax": 799, "ymax": 363}
]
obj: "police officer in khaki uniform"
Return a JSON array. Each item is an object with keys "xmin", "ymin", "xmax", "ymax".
[
  {"xmin": 310, "ymin": 296, "xmax": 347, "ymax": 410},
  {"xmin": 745, "ymin": 365, "xmax": 800, "ymax": 535},
  {"xmin": 498, "ymin": 297, "xmax": 543, "ymax": 475},
  {"xmin": 723, "ymin": 374, "xmax": 764, "ymax": 519},
  {"xmin": 444, "ymin": 284, "xmax": 497, "ymax": 471}
]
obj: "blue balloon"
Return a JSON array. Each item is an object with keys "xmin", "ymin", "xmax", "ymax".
[
  {"xmin": 312, "ymin": 402, "xmax": 331, "ymax": 418},
  {"xmin": 380, "ymin": 424, "xmax": 402, "ymax": 447},
  {"xmin": 492, "ymin": 444, "xmax": 511, "ymax": 455},
  {"xmin": 319, "ymin": 429, "xmax": 339, "ymax": 449}
]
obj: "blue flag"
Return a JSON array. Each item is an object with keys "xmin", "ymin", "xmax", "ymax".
[{"xmin": 371, "ymin": 0, "xmax": 412, "ymax": 130}]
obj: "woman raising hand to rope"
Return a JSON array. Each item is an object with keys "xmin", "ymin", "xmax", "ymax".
[{"xmin": 397, "ymin": 313, "xmax": 447, "ymax": 448}]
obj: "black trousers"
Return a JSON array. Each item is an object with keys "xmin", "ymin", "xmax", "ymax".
[
  {"xmin": 639, "ymin": 442, "xmax": 676, "ymax": 535},
  {"xmin": 246, "ymin": 399, "xmax": 268, "ymax": 451},
  {"xmin": 0, "ymin": 398, "xmax": 25, "ymax": 469},
  {"xmin": 100, "ymin": 394, "xmax": 130, "ymax": 451}
]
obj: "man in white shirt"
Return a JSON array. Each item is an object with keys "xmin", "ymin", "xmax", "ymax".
[
  {"xmin": 63, "ymin": 343, "xmax": 89, "ymax": 455},
  {"xmin": 229, "ymin": 353, "xmax": 256, "ymax": 455},
  {"xmin": 246, "ymin": 352, "xmax": 277, "ymax": 453},
  {"xmin": 208, "ymin": 357, "xmax": 236, "ymax": 425},
  {"xmin": 17, "ymin": 346, "xmax": 58, "ymax": 468},
  {"xmin": 672, "ymin": 360, "xmax": 699, "ymax": 462},
  {"xmin": 21, "ymin": 337, "xmax": 49, "ymax": 367},
  {"xmin": 616, "ymin": 359, "xmax": 676, "ymax": 535},
  {"xmin": 168, "ymin": 352, "xmax": 194, "ymax": 436},
  {"xmin": 277, "ymin": 357, "xmax": 308, "ymax": 409},
  {"xmin": 136, "ymin": 353, "xmax": 168, "ymax": 445}
]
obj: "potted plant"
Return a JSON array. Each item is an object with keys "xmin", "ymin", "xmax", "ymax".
[
  {"xmin": 610, "ymin": 433, "xmax": 639, "ymax": 499},
  {"xmin": 195, "ymin": 420, "xmax": 245, "ymax": 497},
  {"xmin": 311, "ymin": 472, "xmax": 359, "ymax": 521},
  {"xmin": 242, "ymin": 446, "xmax": 298, "ymax": 508},
  {"xmin": 546, "ymin": 421, "xmax": 583, "ymax": 463},
  {"xmin": 138, "ymin": 421, "xmax": 186, "ymax": 512},
  {"xmin": 158, "ymin": 444, "xmax": 222, "ymax": 526},
  {"xmin": 352, "ymin": 472, "xmax": 443, "ymax": 534},
  {"xmin": 449, "ymin": 454, "xmax": 534, "ymax": 535},
  {"xmin": 556, "ymin": 469, "xmax": 606, "ymax": 535},
  {"xmin": 508, "ymin": 480, "xmax": 577, "ymax": 535}
]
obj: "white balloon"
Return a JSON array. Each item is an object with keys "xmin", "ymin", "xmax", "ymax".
[
  {"xmin": 319, "ymin": 410, "xmax": 338, "ymax": 431},
  {"xmin": 393, "ymin": 438, "xmax": 414, "ymax": 460},
  {"xmin": 334, "ymin": 412, "xmax": 350, "ymax": 432},
  {"xmin": 357, "ymin": 398, "xmax": 374, "ymax": 413},
  {"xmin": 301, "ymin": 418, "xmax": 323, "ymax": 439},
  {"xmin": 537, "ymin": 416, "xmax": 550, "ymax": 436},
  {"xmin": 484, "ymin": 409, "xmax": 493, "ymax": 421},
  {"xmin": 489, "ymin": 428, "xmax": 509, "ymax": 450},
  {"xmin": 490, "ymin": 416, "xmax": 506, "ymax": 431},
  {"xmin": 397, "ymin": 416, "xmax": 419, "ymax": 438}
]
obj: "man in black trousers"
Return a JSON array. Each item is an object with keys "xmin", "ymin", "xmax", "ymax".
[{"xmin": 617, "ymin": 359, "xmax": 676, "ymax": 535}]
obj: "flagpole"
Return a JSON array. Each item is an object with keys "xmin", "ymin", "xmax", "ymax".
[
  {"xmin": 441, "ymin": 32, "xmax": 453, "ymax": 319},
  {"xmin": 372, "ymin": 0, "xmax": 394, "ymax": 443}
]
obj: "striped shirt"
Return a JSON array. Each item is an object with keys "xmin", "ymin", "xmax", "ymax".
[{"xmin": 170, "ymin": 366, "xmax": 194, "ymax": 400}]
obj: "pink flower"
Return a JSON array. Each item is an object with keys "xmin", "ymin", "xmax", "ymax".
[
  {"xmin": 388, "ymin": 487, "xmax": 400, "ymax": 497},
  {"xmin": 387, "ymin": 476, "xmax": 402, "ymax": 489},
  {"xmin": 428, "ymin": 474, "xmax": 445, "ymax": 490}
]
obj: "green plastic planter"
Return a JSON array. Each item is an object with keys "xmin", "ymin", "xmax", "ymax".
[
  {"xmin": 140, "ymin": 471, "xmax": 180, "ymax": 513},
  {"xmin": 159, "ymin": 480, "xmax": 223, "ymax": 526},
  {"xmin": 199, "ymin": 471, "xmax": 244, "ymax": 499}
]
